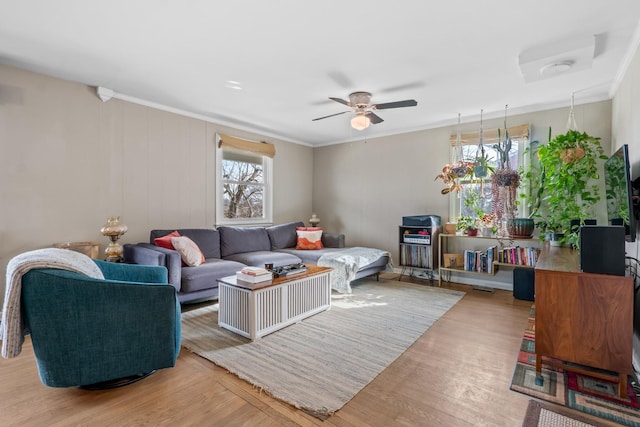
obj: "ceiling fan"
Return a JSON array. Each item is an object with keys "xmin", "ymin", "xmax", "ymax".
[{"xmin": 312, "ymin": 91, "xmax": 418, "ymax": 130}]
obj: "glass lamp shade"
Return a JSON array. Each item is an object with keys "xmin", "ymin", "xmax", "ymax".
[
  {"xmin": 100, "ymin": 216, "xmax": 128, "ymax": 237},
  {"xmin": 309, "ymin": 213, "xmax": 320, "ymax": 227},
  {"xmin": 351, "ymin": 113, "xmax": 371, "ymax": 131}
]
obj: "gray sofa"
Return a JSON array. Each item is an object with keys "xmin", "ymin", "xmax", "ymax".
[{"xmin": 123, "ymin": 221, "xmax": 389, "ymax": 303}]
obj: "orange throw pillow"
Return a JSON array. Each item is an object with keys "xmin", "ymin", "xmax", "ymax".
[
  {"xmin": 154, "ymin": 230, "xmax": 180, "ymax": 249},
  {"xmin": 296, "ymin": 227, "xmax": 324, "ymax": 250}
]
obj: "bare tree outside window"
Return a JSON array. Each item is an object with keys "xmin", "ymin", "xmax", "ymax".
[{"xmin": 222, "ymin": 157, "xmax": 265, "ymax": 219}]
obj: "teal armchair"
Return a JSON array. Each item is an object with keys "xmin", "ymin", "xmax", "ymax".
[{"xmin": 21, "ymin": 260, "xmax": 181, "ymax": 388}]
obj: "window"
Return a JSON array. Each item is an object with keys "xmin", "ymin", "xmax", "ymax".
[
  {"xmin": 216, "ymin": 134, "xmax": 274, "ymax": 226},
  {"xmin": 449, "ymin": 125, "xmax": 529, "ymax": 220}
]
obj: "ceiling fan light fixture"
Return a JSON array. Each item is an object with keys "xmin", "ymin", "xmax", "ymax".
[{"xmin": 351, "ymin": 113, "xmax": 370, "ymax": 130}]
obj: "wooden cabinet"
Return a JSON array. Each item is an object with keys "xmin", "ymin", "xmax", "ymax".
[{"xmin": 534, "ymin": 245, "xmax": 633, "ymax": 398}]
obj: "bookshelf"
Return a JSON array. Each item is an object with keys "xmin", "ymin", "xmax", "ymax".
[
  {"xmin": 398, "ymin": 224, "xmax": 441, "ymax": 281},
  {"xmin": 438, "ymin": 233, "xmax": 541, "ymax": 286}
]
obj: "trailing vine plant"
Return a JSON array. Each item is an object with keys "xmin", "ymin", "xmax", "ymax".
[{"xmin": 536, "ymin": 129, "xmax": 607, "ymax": 247}]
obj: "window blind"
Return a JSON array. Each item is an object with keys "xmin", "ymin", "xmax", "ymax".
[
  {"xmin": 218, "ymin": 134, "xmax": 276, "ymax": 158},
  {"xmin": 449, "ymin": 124, "xmax": 529, "ymax": 146}
]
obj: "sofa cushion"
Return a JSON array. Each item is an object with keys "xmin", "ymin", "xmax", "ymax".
[
  {"xmin": 171, "ymin": 236, "xmax": 205, "ymax": 266},
  {"xmin": 150, "ymin": 229, "xmax": 221, "ymax": 259},
  {"xmin": 296, "ymin": 227, "xmax": 324, "ymax": 250},
  {"xmin": 218, "ymin": 226, "xmax": 271, "ymax": 257},
  {"xmin": 276, "ymin": 247, "xmax": 342, "ymax": 264},
  {"xmin": 266, "ymin": 221, "xmax": 304, "ymax": 250},
  {"xmin": 180, "ymin": 259, "xmax": 245, "ymax": 293},
  {"xmin": 154, "ymin": 230, "xmax": 180, "ymax": 249},
  {"xmin": 223, "ymin": 250, "xmax": 301, "ymax": 268}
]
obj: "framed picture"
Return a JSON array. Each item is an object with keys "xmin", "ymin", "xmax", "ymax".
[{"xmin": 444, "ymin": 253, "xmax": 463, "ymax": 268}]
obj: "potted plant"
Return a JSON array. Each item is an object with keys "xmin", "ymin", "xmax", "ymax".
[
  {"xmin": 536, "ymin": 129, "xmax": 607, "ymax": 247},
  {"xmin": 478, "ymin": 213, "xmax": 497, "ymax": 237},
  {"xmin": 435, "ymin": 161, "xmax": 473, "ymax": 194},
  {"xmin": 511, "ymin": 138, "xmax": 547, "ymax": 239},
  {"xmin": 473, "ymin": 146, "xmax": 493, "ymax": 179},
  {"xmin": 490, "ymin": 127, "xmax": 520, "ymax": 236},
  {"xmin": 456, "ymin": 216, "xmax": 479, "ymax": 236}
]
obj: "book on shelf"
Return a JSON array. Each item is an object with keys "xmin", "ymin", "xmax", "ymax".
[
  {"xmin": 462, "ymin": 247, "xmax": 497, "ymax": 273},
  {"xmin": 496, "ymin": 246, "xmax": 540, "ymax": 266}
]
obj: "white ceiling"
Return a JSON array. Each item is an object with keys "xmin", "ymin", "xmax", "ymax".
[{"xmin": 1, "ymin": 1, "xmax": 640, "ymax": 146}]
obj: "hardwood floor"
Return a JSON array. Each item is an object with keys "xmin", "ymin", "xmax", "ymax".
[{"xmin": 0, "ymin": 275, "xmax": 616, "ymax": 426}]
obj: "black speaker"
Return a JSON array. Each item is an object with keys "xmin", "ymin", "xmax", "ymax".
[
  {"xmin": 513, "ymin": 267, "xmax": 535, "ymax": 301},
  {"xmin": 579, "ymin": 225, "xmax": 625, "ymax": 276}
]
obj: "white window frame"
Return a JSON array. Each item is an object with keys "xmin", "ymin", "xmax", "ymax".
[{"xmin": 215, "ymin": 135, "xmax": 273, "ymax": 227}]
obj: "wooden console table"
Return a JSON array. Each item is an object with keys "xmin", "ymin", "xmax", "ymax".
[{"xmin": 534, "ymin": 244, "xmax": 633, "ymax": 398}]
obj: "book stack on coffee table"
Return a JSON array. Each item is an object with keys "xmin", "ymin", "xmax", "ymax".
[{"xmin": 236, "ymin": 266, "xmax": 273, "ymax": 284}]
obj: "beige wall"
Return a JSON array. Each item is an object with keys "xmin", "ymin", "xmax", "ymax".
[
  {"xmin": 611, "ymin": 41, "xmax": 640, "ymax": 373},
  {"xmin": 313, "ymin": 100, "xmax": 612, "ymax": 288},
  {"xmin": 613, "ymin": 42, "xmax": 640, "ymax": 261},
  {"xmin": 0, "ymin": 64, "xmax": 313, "ymax": 299},
  {"xmin": 0, "ymin": 61, "xmax": 621, "ymax": 297}
]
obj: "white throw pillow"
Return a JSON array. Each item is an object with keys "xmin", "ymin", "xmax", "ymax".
[{"xmin": 171, "ymin": 236, "xmax": 205, "ymax": 267}]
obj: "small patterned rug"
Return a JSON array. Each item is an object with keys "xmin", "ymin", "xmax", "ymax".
[
  {"xmin": 511, "ymin": 306, "xmax": 640, "ymax": 426},
  {"xmin": 522, "ymin": 400, "xmax": 610, "ymax": 427}
]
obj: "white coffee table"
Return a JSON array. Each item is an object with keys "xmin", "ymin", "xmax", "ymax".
[{"xmin": 217, "ymin": 265, "xmax": 332, "ymax": 340}]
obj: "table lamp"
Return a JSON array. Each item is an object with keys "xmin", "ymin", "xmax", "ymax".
[{"xmin": 100, "ymin": 216, "xmax": 128, "ymax": 262}]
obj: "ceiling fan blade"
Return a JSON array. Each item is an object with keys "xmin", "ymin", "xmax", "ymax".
[
  {"xmin": 366, "ymin": 111, "xmax": 384, "ymax": 124},
  {"xmin": 312, "ymin": 110, "xmax": 351, "ymax": 121},
  {"xmin": 329, "ymin": 97, "xmax": 351, "ymax": 107},
  {"xmin": 379, "ymin": 81, "xmax": 425, "ymax": 94},
  {"xmin": 373, "ymin": 99, "xmax": 418, "ymax": 109}
]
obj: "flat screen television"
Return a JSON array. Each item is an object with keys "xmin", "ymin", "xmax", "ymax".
[{"xmin": 604, "ymin": 144, "xmax": 636, "ymax": 242}]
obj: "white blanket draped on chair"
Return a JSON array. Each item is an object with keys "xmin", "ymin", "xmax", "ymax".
[
  {"xmin": 317, "ymin": 247, "xmax": 391, "ymax": 294},
  {"xmin": 0, "ymin": 248, "xmax": 104, "ymax": 358}
]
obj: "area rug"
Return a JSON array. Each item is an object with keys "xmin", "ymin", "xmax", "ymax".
[
  {"xmin": 180, "ymin": 279, "xmax": 464, "ymax": 419},
  {"xmin": 511, "ymin": 306, "xmax": 640, "ymax": 426},
  {"xmin": 522, "ymin": 400, "xmax": 610, "ymax": 427}
]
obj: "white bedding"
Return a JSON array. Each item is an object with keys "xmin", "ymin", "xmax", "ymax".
[{"xmin": 317, "ymin": 247, "xmax": 391, "ymax": 293}]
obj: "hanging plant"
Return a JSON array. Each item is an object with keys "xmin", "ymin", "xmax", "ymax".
[
  {"xmin": 491, "ymin": 168, "xmax": 520, "ymax": 187},
  {"xmin": 474, "ymin": 109, "xmax": 489, "ymax": 178},
  {"xmin": 473, "ymin": 150, "xmax": 493, "ymax": 178},
  {"xmin": 435, "ymin": 161, "xmax": 473, "ymax": 194},
  {"xmin": 436, "ymin": 113, "xmax": 473, "ymax": 194},
  {"xmin": 536, "ymin": 128, "xmax": 607, "ymax": 247},
  {"xmin": 490, "ymin": 105, "xmax": 520, "ymax": 234}
]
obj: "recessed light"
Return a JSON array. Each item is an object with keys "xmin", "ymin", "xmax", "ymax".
[{"xmin": 225, "ymin": 80, "xmax": 242, "ymax": 90}]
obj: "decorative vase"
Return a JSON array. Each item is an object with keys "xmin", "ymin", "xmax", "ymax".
[
  {"xmin": 507, "ymin": 218, "xmax": 535, "ymax": 238},
  {"xmin": 466, "ymin": 228, "xmax": 478, "ymax": 237},
  {"xmin": 445, "ymin": 222, "xmax": 457, "ymax": 234},
  {"xmin": 548, "ymin": 232, "xmax": 564, "ymax": 247}
]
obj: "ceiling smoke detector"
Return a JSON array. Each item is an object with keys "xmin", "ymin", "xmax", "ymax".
[
  {"xmin": 518, "ymin": 35, "xmax": 594, "ymax": 83},
  {"xmin": 540, "ymin": 61, "xmax": 574, "ymax": 77}
]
